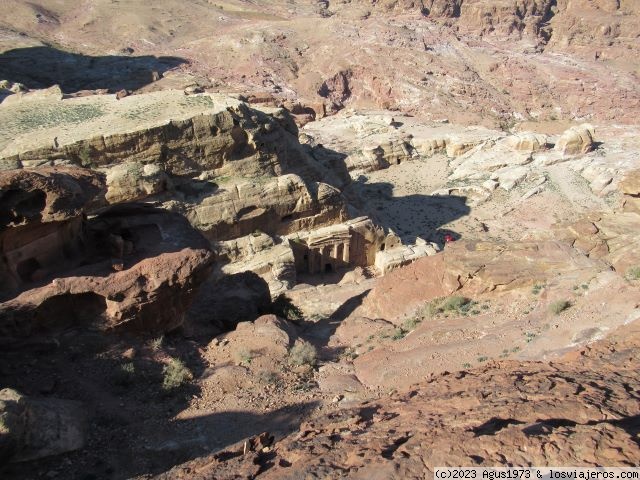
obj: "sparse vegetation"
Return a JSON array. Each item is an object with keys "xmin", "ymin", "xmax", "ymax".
[
  {"xmin": 150, "ymin": 335, "xmax": 164, "ymax": 352},
  {"xmin": 78, "ymin": 144, "xmax": 93, "ymax": 167},
  {"xmin": 6, "ymin": 103, "xmax": 105, "ymax": 136},
  {"xmin": 0, "ymin": 416, "xmax": 8, "ymax": 433},
  {"xmin": 112, "ymin": 362, "xmax": 136, "ymax": 387},
  {"xmin": 549, "ymin": 300, "xmax": 571, "ymax": 315},
  {"xmin": 162, "ymin": 358, "xmax": 193, "ymax": 391},
  {"xmin": 626, "ymin": 266, "xmax": 640, "ymax": 281},
  {"xmin": 531, "ymin": 284, "xmax": 544, "ymax": 295},
  {"xmin": 477, "ymin": 356, "xmax": 489, "ymax": 363},
  {"xmin": 272, "ymin": 294, "xmax": 304, "ymax": 322},
  {"xmin": 462, "ymin": 362, "xmax": 472, "ymax": 369},
  {"xmin": 257, "ymin": 370, "xmax": 279, "ymax": 385},
  {"xmin": 341, "ymin": 347, "xmax": 359, "ymax": 361},
  {"xmin": 391, "ymin": 328, "xmax": 406, "ymax": 340},
  {"xmin": 238, "ymin": 350, "xmax": 254, "ymax": 365},
  {"xmin": 288, "ymin": 340, "xmax": 317, "ymax": 367},
  {"xmin": 442, "ymin": 296, "xmax": 470, "ymax": 311},
  {"xmin": 524, "ymin": 332, "xmax": 537, "ymax": 343},
  {"xmin": 426, "ymin": 296, "xmax": 473, "ymax": 317}
]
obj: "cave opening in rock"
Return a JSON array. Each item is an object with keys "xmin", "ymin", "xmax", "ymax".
[
  {"xmin": 35, "ymin": 292, "xmax": 108, "ymax": 331},
  {"xmin": 16, "ymin": 257, "xmax": 41, "ymax": 283},
  {"xmin": 325, "ymin": 263, "xmax": 333, "ymax": 273},
  {"xmin": 0, "ymin": 188, "xmax": 47, "ymax": 226}
]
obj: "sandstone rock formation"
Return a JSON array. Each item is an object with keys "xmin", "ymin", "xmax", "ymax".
[
  {"xmin": 155, "ymin": 320, "xmax": 640, "ymax": 479},
  {"xmin": 620, "ymin": 170, "xmax": 640, "ymax": 214},
  {"xmin": 2, "ymin": 0, "xmax": 639, "ymax": 125},
  {"xmin": 0, "ymin": 168, "xmax": 214, "ymax": 340},
  {"xmin": 555, "ymin": 124, "xmax": 596, "ymax": 156},
  {"xmin": 0, "ymin": 388, "xmax": 86, "ymax": 463},
  {"xmin": 0, "ymin": 167, "xmax": 106, "ymax": 298}
]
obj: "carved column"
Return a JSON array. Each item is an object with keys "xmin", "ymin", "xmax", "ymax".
[
  {"xmin": 308, "ymin": 248, "xmax": 316, "ymax": 274},
  {"xmin": 342, "ymin": 241, "xmax": 350, "ymax": 263}
]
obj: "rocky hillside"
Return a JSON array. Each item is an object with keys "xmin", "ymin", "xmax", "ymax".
[
  {"xmin": 0, "ymin": 1, "xmax": 639, "ymax": 479},
  {"xmin": 0, "ymin": 1, "xmax": 638, "ymax": 124},
  {"xmin": 157, "ymin": 319, "xmax": 640, "ymax": 479}
]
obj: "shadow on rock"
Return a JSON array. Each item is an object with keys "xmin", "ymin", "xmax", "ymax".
[
  {"xmin": 346, "ymin": 180, "xmax": 471, "ymax": 244},
  {"xmin": 0, "ymin": 46, "xmax": 186, "ymax": 93},
  {"xmin": 299, "ymin": 290, "xmax": 370, "ymax": 360}
]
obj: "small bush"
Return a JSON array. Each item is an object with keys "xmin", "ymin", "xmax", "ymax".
[
  {"xmin": 257, "ymin": 370, "xmax": 279, "ymax": 385},
  {"xmin": 626, "ymin": 266, "xmax": 640, "ymax": 280},
  {"xmin": 288, "ymin": 340, "xmax": 317, "ymax": 367},
  {"xmin": 426, "ymin": 296, "xmax": 471, "ymax": 316},
  {"xmin": 462, "ymin": 362, "xmax": 471, "ymax": 369},
  {"xmin": 477, "ymin": 356, "xmax": 489, "ymax": 363},
  {"xmin": 391, "ymin": 328, "xmax": 406, "ymax": 340},
  {"xmin": 272, "ymin": 294, "xmax": 304, "ymax": 322},
  {"xmin": 402, "ymin": 317, "xmax": 421, "ymax": 331},
  {"xmin": 441, "ymin": 296, "xmax": 470, "ymax": 311},
  {"xmin": 150, "ymin": 335, "xmax": 164, "ymax": 352},
  {"xmin": 238, "ymin": 350, "xmax": 254, "ymax": 365},
  {"xmin": 162, "ymin": 358, "xmax": 193, "ymax": 391},
  {"xmin": 549, "ymin": 300, "xmax": 571, "ymax": 315},
  {"xmin": 531, "ymin": 284, "xmax": 544, "ymax": 295},
  {"xmin": 112, "ymin": 362, "xmax": 136, "ymax": 387}
]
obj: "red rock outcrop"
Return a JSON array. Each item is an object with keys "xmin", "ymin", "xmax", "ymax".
[
  {"xmin": 0, "ymin": 169, "xmax": 214, "ymax": 340},
  {"xmin": 0, "ymin": 167, "xmax": 106, "ymax": 297},
  {"xmin": 155, "ymin": 320, "xmax": 640, "ymax": 479}
]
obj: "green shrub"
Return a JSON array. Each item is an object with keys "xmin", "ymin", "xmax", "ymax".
[
  {"xmin": 150, "ymin": 335, "xmax": 164, "ymax": 352},
  {"xmin": 238, "ymin": 350, "xmax": 254, "ymax": 365},
  {"xmin": 112, "ymin": 362, "xmax": 136, "ymax": 387},
  {"xmin": 426, "ymin": 296, "xmax": 471, "ymax": 316},
  {"xmin": 441, "ymin": 296, "xmax": 470, "ymax": 311},
  {"xmin": 272, "ymin": 294, "xmax": 304, "ymax": 322},
  {"xmin": 391, "ymin": 328, "xmax": 406, "ymax": 340},
  {"xmin": 626, "ymin": 266, "xmax": 640, "ymax": 280},
  {"xmin": 162, "ymin": 358, "xmax": 193, "ymax": 390},
  {"xmin": 288, "ymin": 340, "xmax": 317, "ymax": 367},
  {"xmin": 531, "ymin": 284, "xmax": 544, "ymax": 295},
  {"xmin": 549, "ymin": 300, "xmax": 571, "ymax": 315},
  {"xmin": 257, "ymin": 370, "xmax": 279, "ymax": 385},
  {"xmin": 402, "ymin": 317, "xmax": 421, "ymax": 331}
]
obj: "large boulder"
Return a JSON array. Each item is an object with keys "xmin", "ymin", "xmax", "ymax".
[
  {"xmin": 188, "ymin": 271, "xmax": 272, "ymax": 333},
  {"xmin": 554, "ymin": 124, "xmax": 596, "ymax": 156},
  {"xmin": 0, "ymin": 204, "xmax": 213, "ymax": 338},
  {"xmin": 0, "ymin": 388, "xmax": 86, "ymax": 463},
  {"xmin": 0, "ymin": 167, "xmax": 106, "ymax": 298},
  {"xmin": 619, "ymin": 170, "xmax": 640, "ymax": 214},
  {"xmin": 0, "ymin": 166, "xmax": 105, "ymax": 227}
]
